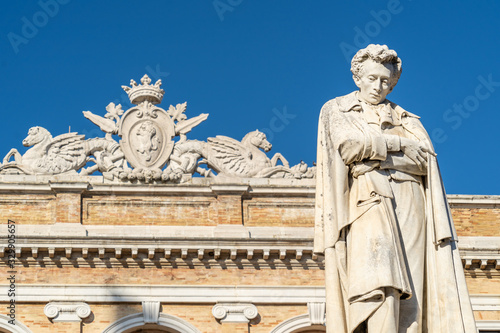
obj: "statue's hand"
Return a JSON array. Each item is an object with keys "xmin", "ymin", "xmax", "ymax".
[
  {"xmin": 400, "ymin": 138, "xmax": 431, "ymax": 171},
  {"xmin": 351, "ymin": 160, "xmax": 380, "ymax": 178}
]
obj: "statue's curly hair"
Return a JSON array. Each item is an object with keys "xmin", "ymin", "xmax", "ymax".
[{"xmin": 351, "ymin": 44, "xmax": 402, "ymax": 90}]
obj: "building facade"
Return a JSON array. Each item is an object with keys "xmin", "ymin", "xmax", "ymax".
[{"xmin": 0, "ymin": 175, "xmax": 499, "ymax": 333}]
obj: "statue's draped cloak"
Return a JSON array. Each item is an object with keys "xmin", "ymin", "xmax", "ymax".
[{"xmin": 314, "ymin": 92, "xmax": 476, "ymax": 333}]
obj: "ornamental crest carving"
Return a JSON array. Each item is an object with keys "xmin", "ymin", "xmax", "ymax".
[
  {"xmin": 0, "ymin": 74, "xmax": 315, "ymax": 182},
  {"xmin": 118, "ymin": 76, "xmax": 176, "ymax": 170}
]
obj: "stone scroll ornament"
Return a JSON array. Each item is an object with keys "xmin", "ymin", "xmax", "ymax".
[{"xmin": 0, "ymin": 75, "xmax": 315, "ymax": 182}]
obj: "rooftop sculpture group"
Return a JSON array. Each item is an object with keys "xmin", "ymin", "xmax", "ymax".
[{"xmin": 0, "ymin": 75, "xmax": 315, "ymax": 182}]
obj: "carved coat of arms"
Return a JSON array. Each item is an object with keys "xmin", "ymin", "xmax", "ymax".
[{"xmin": 0, "ymin": 74, "xmax": 314, "ymax": 182}]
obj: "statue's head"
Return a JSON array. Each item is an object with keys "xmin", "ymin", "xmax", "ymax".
[{"xmin": 351, "ymin": 44, "xmax": 402, "ymax": 105}]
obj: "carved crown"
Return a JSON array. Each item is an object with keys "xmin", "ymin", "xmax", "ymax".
[{"xmin": 122, "ymin": 74, "xmax": 165, "ymax": 105}]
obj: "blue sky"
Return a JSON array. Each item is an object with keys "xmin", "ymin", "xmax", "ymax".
[{"xmin": 1, "ymin": 1, "xmax": 499, "ymax": 194}]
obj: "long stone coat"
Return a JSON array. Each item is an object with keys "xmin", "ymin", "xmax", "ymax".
[{"xmin": 314, "ymin": 91, "xmax": 477, "ymax": 332}]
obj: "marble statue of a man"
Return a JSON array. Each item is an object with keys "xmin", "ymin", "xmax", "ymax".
[{"xmin": 314, "ymin": 44, "xmax": 477, "ymax": 332}]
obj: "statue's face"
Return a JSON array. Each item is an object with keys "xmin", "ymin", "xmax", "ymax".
[{"xmin": 354, "ymin": 59, "xmax": 393, "ymax": 105}]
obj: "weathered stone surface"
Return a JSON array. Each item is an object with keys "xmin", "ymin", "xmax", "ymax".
[{"xmin": 315, "ymin": 44, "xmax": 476, "ymax": 332}]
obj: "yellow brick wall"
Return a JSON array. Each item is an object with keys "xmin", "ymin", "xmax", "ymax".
[
  {"xmin": 243, "ymin": 197, "xmax": 315, "ymax": 227},
  {"xmin": 83, "ymin": 194, "xmax": 217, "ymax": 226},
  {"xmin": 452, "ymin": 207, "xmax": 500, "ymax": 236},
  {"xmin": 474, "ymin": 310, "xmax": 500, "ymax": 321},
  {"xmin": 465, "ymin": 275, "xmax": 500, "ymax": 294},
  {"xmin": 0, "ymin": 194, "xmax": 55, "ymax": 225},
  {"xmin": 11, "ymin": 303, "xmax": 82, "ymax": 333},
  {"xmin": 2, "ymin": 191, "xmax": 499, "ymax": 231},
  {"xmin": 13, "ymin": 266, "xmax": 323, "ymax": 286}
]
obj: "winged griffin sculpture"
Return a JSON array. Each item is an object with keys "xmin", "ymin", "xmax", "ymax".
[
  {"xmin": 170, "ymin": 131, "xmax": 315, "ymax": 179},
  {"xmin": 0, "ymin": 127, "xmax": 121, "ymax": 175},
  {"xmin": 0, "ymin": 74, "xmax": 315, "ymax": 182}
]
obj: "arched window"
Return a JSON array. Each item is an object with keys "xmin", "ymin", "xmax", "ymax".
[
  {"xmin": 102, "ymin": 313, "xmax": 201, "ymax": 333},
  {"xmin": 0, "ymin": 315, "xmax": 33, "ymax": 333},
  {"xmin": 270, "ymin": 313, "xmax": 326, "ymax": 333},
  {"xmin": 123, "ymin": 327, "xmax": 180, "ymax": 333}
]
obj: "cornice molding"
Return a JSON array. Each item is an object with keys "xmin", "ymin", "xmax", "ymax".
[
  {"xmin": 0, "ymin": 285, "xmax": 326, "ymax": 304},
  {"xmin": 447, "ymin": 194, "xmax": 500, "ymax": 207},
  {"xmin": 2, "ymin": 233, "xmax": 500, "ymax": 271},
  {"xmin": 0, "ymin": 285, "xmax": 494, "ymax": 315},
  {"xmin": 5, "ymin": 178, "xmax": 500, "ymax": 204}
]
